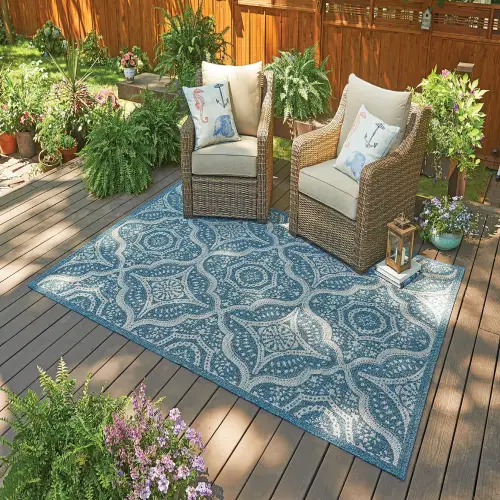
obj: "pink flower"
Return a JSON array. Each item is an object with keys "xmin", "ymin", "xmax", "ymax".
[
  {"xmin": 441, "ymin": 69, "xmax": 451, "ymax": 79},
  {"xmin": 20, "ymin": 116, "xmax": 25, "ymax": 124},
  {"xmin": 124, "ymin": 53, "xmax": 130, "ymax": 60},
  {"xmin": 121, "ymin": 59, "xmax": 126, "ymax": 67},
  {"xmin": 130, "ymin": 60, "xmax": 135, "ymax": 67},
  {"xmin": 1, "ymin": 104, "xmax": 7, "ymax": 111}
]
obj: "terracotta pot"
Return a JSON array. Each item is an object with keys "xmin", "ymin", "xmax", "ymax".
[
  {"xmin": 60, "ymin": 144, "xmax": 78, "ymax": 163},
  {"xmin": 0, "ymin": 133, "xmax": 17, "ymax": 155},
  {"xmin": 16, "ymin": 130, "xmax": 36, "ymax": 158}
]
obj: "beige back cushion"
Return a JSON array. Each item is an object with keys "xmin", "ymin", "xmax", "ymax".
[
  {"xmin": 202, "ymin": 61, "xmax": 262, "ymax": 137},
  {"xmin": 338, "ymin": 74, "xmax": 412, "ymax": 152}
]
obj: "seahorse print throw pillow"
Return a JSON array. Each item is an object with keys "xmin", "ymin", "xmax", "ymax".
[
  {"xmin": 335, "ymin": 104, "xmax": 400, "ymax": 182},
  {"xmin": 183, "ymin": 80, "xmax": 241, "ymax": 151}
]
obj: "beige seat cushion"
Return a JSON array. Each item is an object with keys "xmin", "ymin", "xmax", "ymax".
[
  {"xmin": 338, "ymin": 74, "xmax": 412, "ymax": 152},
  {"xmin": 192, "ymin": 135, "xmax": 257, "ymax": 178},
  {"xmin": 299, "ymin": 159, "xmax": 359, "ymax": 220},
  {"xmin": 202, "ymin": 61, "xmax": 262, "ymax": 137}
]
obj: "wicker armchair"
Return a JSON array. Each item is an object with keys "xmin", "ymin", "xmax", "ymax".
[
  {"xmin": 180, "ymin": 70, "xmax": 274, "ymax": 222},
  {"xmin": 289, "ymin": 86, "xmax": 431, "ymax": 273}
]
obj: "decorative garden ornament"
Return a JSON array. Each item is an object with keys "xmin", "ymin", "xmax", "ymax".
[
  {"xmin": 386, "ymin": 213, "xmax": 416, "ymax": 274},
  {"xmin": 421, "ymin": 8, "xmax": 432, "ymax": 30}
]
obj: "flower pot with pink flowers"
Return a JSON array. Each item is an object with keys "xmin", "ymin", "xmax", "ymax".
[{"xmin": 121, "ymin": 51, "xmax": 139, "ymax": 82}]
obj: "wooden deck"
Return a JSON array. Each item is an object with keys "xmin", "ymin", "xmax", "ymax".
[{"xmin": 0, "ymin": 156, "xmax": 499, "ymax": 500}]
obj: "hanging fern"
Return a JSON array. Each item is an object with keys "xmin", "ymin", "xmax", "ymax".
[
  {"xmin": 0, "ymin": 359, "xmax": 128, "ymax": 499},
  {"xmin": 265, "ymin": 44, "xmax": 332, "ymax": 123},
  {"xmin": 80, "ymin": 110, "xmax": 153, "ymax": 198},
  {"xmin": 130, "ymin": 90, "xmax": 181, "ymax": 169}
]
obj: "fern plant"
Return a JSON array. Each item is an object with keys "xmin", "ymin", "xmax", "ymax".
[
  {"xmin": 130, "ymin": 90, "xmax": 181, "ymax": 168},
  {"xmin": 0, "ymin": 359, "xmax": 128, "ymax": 499},
  {"xmin": 266, "ymin": 45, "xmax": 332, "ymax": 128},
  {"xmin": 80, "ymin": 110, "xmax": 153, "ymax": 198},
  {"xmin": 155, "ymin": 1, "xmax": 230, "ymax": 87}
]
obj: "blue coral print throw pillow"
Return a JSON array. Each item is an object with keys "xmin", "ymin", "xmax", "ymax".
[
  {"xmin": 335, "ymin": 104, "xmax": 400, "ymax": 182},
  {"xmin": 183, "ymin": 80, "xmax": 241, "ymax": 150}
]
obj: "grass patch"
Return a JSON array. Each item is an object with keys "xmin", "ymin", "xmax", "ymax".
[
  {"xmin": 273, "ymin": 137, "xmax": 292, "ymax": 161},
  {"xmin": 0, "ymin": 40, "xmax": 121, "ymax": 94},
  {"xmin": 418, "ymin": 164, "xmax": 491, "ymax": 203}
]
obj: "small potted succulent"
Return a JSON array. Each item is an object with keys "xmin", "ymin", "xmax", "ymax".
[
  {"xmin": 0, "ymin": 103, "xmax": 17, "ymax": 154},
  {"xmin": 120, "ymin": 51, "xmax": 139, "ymax": 83},
  {"xmin": 416, "ymin": 195, "xmax": 478, "ymax": 251}
]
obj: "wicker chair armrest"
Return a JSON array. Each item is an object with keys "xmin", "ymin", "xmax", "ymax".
[
  {"xmin": 180, "ymin": 115, "xmax": 195, "ymax": 153},
  {"xmin": 257, "ymin": 71, "xmax": 274, "ymax": 155},
  {"xmin": 291, "ymin": 87, "xmax": 347, "ymax": 174}
]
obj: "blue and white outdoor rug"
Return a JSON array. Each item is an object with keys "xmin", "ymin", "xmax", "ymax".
[{"xmin": 29, "ymin": 183, "xmax": 463, "ymax": 479}]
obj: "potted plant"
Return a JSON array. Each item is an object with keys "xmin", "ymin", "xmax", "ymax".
[
  {"xmin": 265, "ymin": 44, "xmax": 332, "ymax": 140},
  {"xmin": 121, "ymin": 51, "xmax": 139, "ymax": 82},
  {"xmin": 156, "ymin": 2, "xmax": 230, "ymax": 88},
  {"xmin": 411, "ymin": 68, "xmax": 487, "ymax": 197},
  {"xmin": 0, "ymin": 103, "xmax": 17, "ymax": 154},
  {"xmin": 2, "ymin": 62, "xmax": 48, "ymax": 157},
  {"xmin": 50, "ymin": 43, "xmax": 97, "ymax": 150},
  {"xmin": 117, "ymin": 45, "xmax": 151, "ymax": 75},
  {"xmin": 416, "ymin": 195, "xmax": 478, "ymax": 251},
  {"xmin": 59, "ymin": 133, "xmax": 77, "ymax": 162}
]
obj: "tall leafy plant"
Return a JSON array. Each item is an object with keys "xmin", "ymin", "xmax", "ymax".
[
  {"xmin": 411, "ymin": 67, "xmax": 487, "ymax": 175},
  {"xmin": 265, "ymin": 45, "xmax": 332, "ymax": 137},
  {"xmin": 155, "ymin": 1, "xmax": 230, "ymax": 87},
  {"xmin": 32, "ymin": 20, "xmax": 66, "ymax": 55},
  {"xmin": 130, "ymin": 90, "xmax": 181, "ymax": 168},
  {"xmin": 80, "ymin": 110, "xmax": 153, "ymax": 198},
  {"xmin": 0, "ymin": 359, "xmax": 128, "ymax": 499}
]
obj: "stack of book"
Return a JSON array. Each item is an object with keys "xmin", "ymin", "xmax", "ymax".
[{"xmin": 375, "ymin": 260, "xmax": 422, "ymax": 289}]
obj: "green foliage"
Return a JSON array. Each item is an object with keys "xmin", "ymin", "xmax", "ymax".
[
  {"xmin": 81, "ymin": 110, "xmax": 153, "ymax": 198},
  {"xmin": 116, "ymin": 45, "xmax": 151, "ymax": 74},
  {"xmin": 0, "ymin": 15, "xmax": 8, "ymax": 45},
  {"xmin": 0, "ymin": 359, "xmax": 128, "ymax": 499},
  {"xmin": 155, "ymin": 1, "xmax": 230, "ymax": 87},
  {"xmin": 265, "ymin": 45, "xmax": 332, "ymax": 124},
  {"xmin": 50, "ymin": 42, "xmax": 97, "ymax": 135},
  {"xmin": 32, "ymin": 20, "xmax": 66, "ymax": 56},
  {"xmin": 0, "ymin": 61, "xmax": 49, "ymax": 132},
  {"xmin": 416, "ymin": 195, "xmax": 478, "ymax": 240},
  {"xmin": 130, "ymin": 91, "xmax": 180, "ymax": 168},
  {"xmin": 35, "ymin": 111, "xmax": 66, "ymax": 153},
  {"xmin": 411, "ymin": 67, "xmax": 487, "ymax": 175},
  {"xmin": 80, "ymin": 30, "xmax": 108, "ymax": 66}
]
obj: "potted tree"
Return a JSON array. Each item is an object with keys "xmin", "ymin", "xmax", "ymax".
[
  {"xmin": 265, "ymin": 44, "xmax": 332, "ymax": 140},
  {"xmin": 411, "ymin": 68, "xmax": 487, "ymax": 197}
]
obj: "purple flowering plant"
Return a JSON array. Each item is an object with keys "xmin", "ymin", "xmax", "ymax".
[
  {"xmin": 416, "ymin": 195, "xmax": 478, "ymax": 240},
  {"xmin": 104, "ymin": 383, "xmax": 212, "ymax": 500},
  {"xmin": 410, "ymin": 67, "xmax": 487, "ymax": 175}
]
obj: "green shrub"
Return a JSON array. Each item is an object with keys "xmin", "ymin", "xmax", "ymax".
[
  {"xmin": 155, "ymin": 1, "xmax": 230, "ymax": 87},
  {"xmin": 266, "ymin": 45, "xmax": 331, "ymax": 125},
  {"xmin": 0, "ymin": 359, "xmax": 127, "ymax": 499},
  {"xmin": 130, "ymin": 90, "xmax": 180, "ymax": 168},
  {"xmin": 80, "ymin": 29, "xmax": 108, "ymax": 65},
  {"xmin": 32, "ymin": 20, "xmax": 66, "ymax": 56},
  {"xmin": 81, "ymin": 110, "xmax": 153, "ymax": 197},
  {"xmin": 0, "ymin": 16, "xmax": 8, "ymax": 45}
]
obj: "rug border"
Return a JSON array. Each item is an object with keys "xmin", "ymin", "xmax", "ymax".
[{"xmin": 28, "ymin": 182, "xmax": 465, "ymax": 480}]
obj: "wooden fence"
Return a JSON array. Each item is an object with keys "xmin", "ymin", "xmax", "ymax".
[{"xmin": 10, "ymin": 0, "xmax": 500, "ymax": 154}]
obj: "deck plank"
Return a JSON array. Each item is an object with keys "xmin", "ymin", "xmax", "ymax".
[
  {"xmin": 0, "ymin": 159, "xmax": 498, "ymax": 499},
  {"xmin": 475, "ymin": 334, "xmax": 500, "ymax": 500},
  {"xmin": 406, "ymin": 217, "xmax": 500, "ymax": 500},
  {"xmin": 440, "ymin": 329, "xmax": 499, "ymax": 500}
]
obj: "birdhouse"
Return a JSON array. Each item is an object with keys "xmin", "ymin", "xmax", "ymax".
[
  {"xmin": 421, "ymin": 7, "xmax": 432, "ymax": 31},
  {"xmin": 386, "ymin": 214, "xmax": 416, "ymax": 274}
]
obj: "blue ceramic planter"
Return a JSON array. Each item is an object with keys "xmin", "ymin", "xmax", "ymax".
[{"xmin": 430, "ymin": 231, "xmax": 463, "ymax": 251}]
